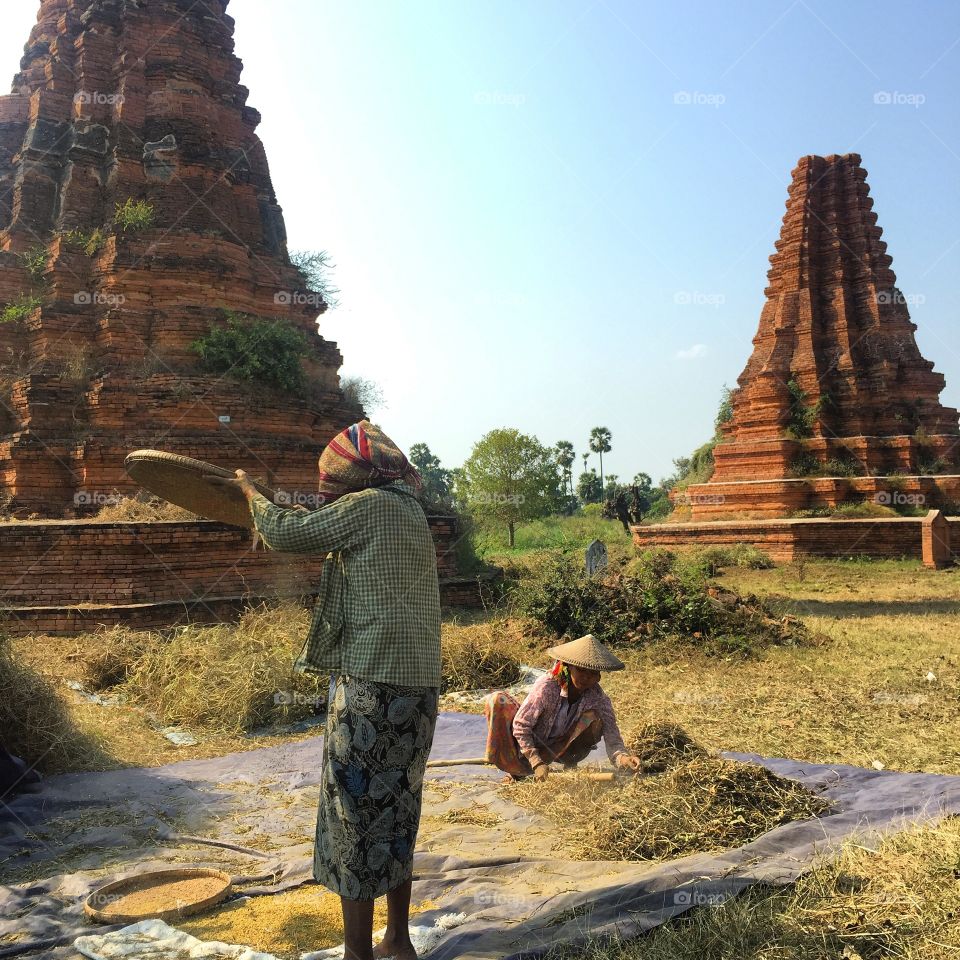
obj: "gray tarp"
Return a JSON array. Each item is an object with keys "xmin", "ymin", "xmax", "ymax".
[{"xmin": 3, "ymin": 712, "xmax": 960, "ymax": 959}]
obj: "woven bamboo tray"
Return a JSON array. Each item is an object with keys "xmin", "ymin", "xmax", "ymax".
[
  {"xmin": 84, "ymin": 866, "xmax": 233, "ymax": 924},
  {"xmin": 124, "ymin": 449, "xmax": 276, "ymax": 529}
]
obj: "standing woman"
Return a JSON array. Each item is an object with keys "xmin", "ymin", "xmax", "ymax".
[{"xmin": 220, "ymin": 421, "xmax": 440, "ymax": 960}]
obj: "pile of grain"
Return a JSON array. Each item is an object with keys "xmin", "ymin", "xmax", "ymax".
[{"xmin": 180, "ymin": 885, "xmax": 397, "ymax": 959}]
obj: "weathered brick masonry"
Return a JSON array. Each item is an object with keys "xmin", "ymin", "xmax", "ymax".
[{"xmin": 0, "ymin": 514, "xmax": 488, "ymax": 635}]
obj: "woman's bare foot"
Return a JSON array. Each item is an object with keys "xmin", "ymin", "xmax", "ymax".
[{"xmin": 372, "ymin": 937, "xmax": 417, "ymax": 960}]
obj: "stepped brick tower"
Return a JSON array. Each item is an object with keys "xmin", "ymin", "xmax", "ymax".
[
  {"xmin": 684, "ymin": 153, "xmax": 960, "ymax": 520},
  {"xmin": 0, "ymin": 0, "xmax": 361, "ymax": 516}
]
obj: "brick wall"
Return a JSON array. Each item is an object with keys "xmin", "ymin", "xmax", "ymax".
[
  {"xmin": 0, "ymin": 514, "xmax": 488, "ymax": 635},
  {"xmin": 631, "ymin": 515, "xmax": 954, "ymax": 563}
]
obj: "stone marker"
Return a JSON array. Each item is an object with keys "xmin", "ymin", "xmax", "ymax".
[{"xmin": 585, "ymin": 539, "xmax": 608, "ymax": 577}]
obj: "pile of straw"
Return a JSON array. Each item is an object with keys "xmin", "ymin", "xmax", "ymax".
[
  {"xmin": 510, "ymin": 725, "xmax": 829, "ymax": 862},
  {"xmin": 627, "ymin": 722, "xmax": 708, "ymax": 773},
  {"xmin": 0, "ymin": 634, "xmax": 105, "ymax": 773},
  {"xmin": 123, "ymin": 604, "xmax": 327, "ymax": 733},
  {"xmin": 441, "ymin": 618, "xmax": 529, "ymax": 692}
]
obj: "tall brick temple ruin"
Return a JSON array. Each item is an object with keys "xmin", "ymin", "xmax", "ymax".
[
  {"xmin": 0, "ymin": 0, "xmax": 487, "ymax": 633},
  {"xmin": 0, "ymin": 0, "xmax": 361, "ymax": 516},
  {"xmin": 636, "ymin": 154, "xmax": 960, "ymax": 564}
]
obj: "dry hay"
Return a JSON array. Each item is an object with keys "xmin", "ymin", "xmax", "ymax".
[
  {"xmin": 179, "ymin": 885, "xmax": 434, "ymax": 960},
  {"xmin": 0, "ymin": 633, "xmax": 106, "ymax": 773},
  {"xmin": 123, "ymin": 603, "xmax": 327, "ymax": 734},
  {"xmin": 77, "ymin": 626, "xmax": 157, "ymax": 691},
  {"xmin": 441, "ymin": 617, "xmax": 533, "ymax": 692},
  {"xmin": 94, "ymin": 494, "xmax": 198, "ymax": 522},
  {"xmin": 626, "ymin": 722, "xmax": 708, "ymax": 773},
  {"xmin": 508, "ymin": 726, "xmax": 829, "ymax": 863}
]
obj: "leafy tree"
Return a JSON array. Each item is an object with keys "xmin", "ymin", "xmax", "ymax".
[
  {"xmin": 555, "ymin": 440, "xmax": 575, "ymax": 496},
  {"xmin": 632, "ymin": 472, "xmax": 653, "ymax": 495},
  {"xmin": 340, "ymin": 375, "xmax": 385, "ymax": 413},
  {"xmin": 589, "ymin": 426, "xmax": 612, "ymax": 492},
  {"xmin": 409, "ymin": 443, "xmax": 452, "ymax": 505},
  {"xmin": 458, "ymin": 428, "xmax": 563, "ymax": 546},
  {"xmin": 577, "ymin": 469, "xmax": 602, "ymax": 505},
  {"xmin": 604, "ymin": 474, "xmax": 623, "ymax": 501}
]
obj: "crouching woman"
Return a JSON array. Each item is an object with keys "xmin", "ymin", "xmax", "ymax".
[{"xmin": 484, "ymin": 634, "xmax": 641, "ymax": 781}]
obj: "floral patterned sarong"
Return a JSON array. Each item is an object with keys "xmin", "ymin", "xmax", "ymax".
[{"xmin": 315, "ymin": 676, "xmax": 438, "ymax": 900}]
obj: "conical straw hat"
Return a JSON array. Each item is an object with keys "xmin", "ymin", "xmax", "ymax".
[{"xmin": 546, "ymin": 634, "xmax": 625, "ymax": 672}]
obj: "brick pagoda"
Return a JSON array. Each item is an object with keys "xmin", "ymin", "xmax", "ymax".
[
  {"xmin": 0, "ymin": 0, "xmax": 361, "ymax": 516},
  {"xmin": 682, "ymin": 153, "xmax": 960, "ymax": 520}
]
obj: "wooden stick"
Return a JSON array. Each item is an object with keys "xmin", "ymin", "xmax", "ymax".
[
  {"xmin": 425, "ymin": 757, "xmax": 616, "ymax": 781},
  {"xmin": 426, "ymin": 757, "xmax": 489, "ymax": 768}
]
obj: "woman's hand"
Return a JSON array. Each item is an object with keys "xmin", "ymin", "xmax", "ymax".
[
  {"xmin": 533, "ymin": 763, "xmax": 550, "ymax": 782},
  {"xmin": 616, "ymin": 753, "xmax": 642, "ymax": 772},
  {"xmin": 206, "ymin": 469, "xmax": 258, "ymax": 501}
]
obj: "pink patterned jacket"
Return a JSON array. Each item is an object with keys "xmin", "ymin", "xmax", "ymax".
[{"xmin": 512, "ymin": 674, "xmax": 627, "ymax": 768}]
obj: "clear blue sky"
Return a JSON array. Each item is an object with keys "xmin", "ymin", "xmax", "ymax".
[{"xmin": 4, "ymin": 1, "xmax": 960, "ymax": 483}]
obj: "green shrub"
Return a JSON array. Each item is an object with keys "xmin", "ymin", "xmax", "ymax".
[
  {"xmin": 62, "ymin": 227, "xmax": 107, "ymax": 256},
  {"xmin": 515, "ymin": 552, "xmax": 807, "ymax": 655},
  {"xmin": 192, "ymin": 311, "xmax": 309, "ymax": 394},
  {"xmin": 694, "ymin": 544, "xmax": 774, "ymax": 573},
  {"xmin": 114, "ymin": 198, "xmax": 155, "ymax": 233},
  {"xmin": 19, "ymin": 244, "xmax": 48, "ymax": 281},
  {"xmin": 785, "ymin": 379, "xmax": 828, "ymax": 439},
  {"xmin": 1, "ymin": 293, "xmax": 42, "ymax": 324}
]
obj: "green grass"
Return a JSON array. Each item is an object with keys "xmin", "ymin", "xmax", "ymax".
[{"xmin": 475, "ymin": 511, "xmax": 630, "ymax": 556}]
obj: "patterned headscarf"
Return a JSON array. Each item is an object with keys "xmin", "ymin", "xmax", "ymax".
[{"xmin": 317, "ymin": 420, "xmax": 422, "ymax": 505}]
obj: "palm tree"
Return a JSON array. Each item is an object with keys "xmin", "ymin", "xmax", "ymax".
[
  {"xmin": 589, "ymin": 426, "xmax": 612, "ymax": 493},
  {"xmin": 555, "ymin": 441, "xmax": 575, "ymax": 496}
]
